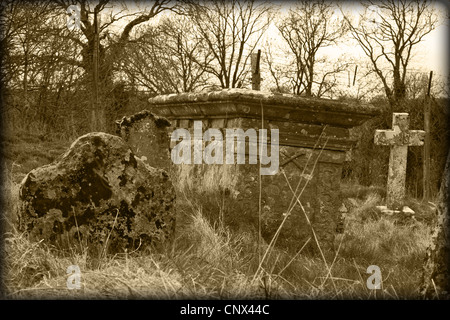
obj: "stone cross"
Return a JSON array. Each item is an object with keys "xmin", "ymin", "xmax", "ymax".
[{"xmin": 374, "ymin": 113, "xmax": 425, "ymax": 209}]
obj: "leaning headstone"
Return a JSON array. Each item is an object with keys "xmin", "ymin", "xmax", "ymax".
[
  {"xmin": 19, "ymin": 132, "xmax": 176, "ymax": 255},
  {"xmin": 146, "ymin": 89, "xmax": 380, "ymax": 252},
  {"xmin": 374, "ymin": 113, "xmax": 425, "ymax": 210},
  {"xmin": 116, "ymin": 110, "xmax": 172, "ymax": 171}
]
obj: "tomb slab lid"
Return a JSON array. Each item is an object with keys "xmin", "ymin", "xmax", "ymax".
[{"xmin": 148, "ymin": 89, "xmax": 381, "ymax": 128}]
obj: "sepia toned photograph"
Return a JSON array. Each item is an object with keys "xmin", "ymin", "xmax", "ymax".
[{"xmin": 0, "ymin": 0, "xmax": 448, "ymax": 305}]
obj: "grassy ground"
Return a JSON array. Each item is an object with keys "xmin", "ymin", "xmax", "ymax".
[
  {"xmin": 1, "ymin": 131, "xmax": 436, "ymax": 299},
  {"xmin": 1, "ymin": 128, "xmax": 71, "ymax": 183}
]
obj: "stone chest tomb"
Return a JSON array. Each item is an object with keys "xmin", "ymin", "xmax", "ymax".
[{"xmin": 120, "ymin": 89, "xmax": 380, "ymax": 252}]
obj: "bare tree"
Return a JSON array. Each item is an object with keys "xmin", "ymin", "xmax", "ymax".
[
  {"xmin": 342, "ymin": 0, "xmax": 439, "ymax": 109},
  {"xmin": 187, "ymin": 0, "xmax": 273, "ymax": 89},
  {"xmin": 53, "ymin": 0, "xmax": 180, "ymax": 130},
  {"xmin": 0, "ymin": 1, "xmax": 56, "ymax": 90},
  {"xmin": 0, "ymin": 0, "xmax": 84, "ymax": 132},
  {"xmin": 122, "ymin": 15, "xmax": 213, "ymax": 94},
  {"xmin": 54, "ymin": 0, "xmax": 178, "ymax": 79},
  {"xmin": 405, "ymin": 71, "xmax": 429, "ymax": 100},
  {"xmin": 264, "ymin": 44, "xmax": 290, "ymax": 94},
  {"xmin": 275, "ymin": 0, "xmax": 347, "ymax": 97},
  {"xmin": 2, "ymin": 1, "xmax": 179, "ymax": 134}
]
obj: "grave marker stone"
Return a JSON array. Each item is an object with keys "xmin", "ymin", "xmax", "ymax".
[
  {"xmin": 116, "ymin": 110, "xmax": 172, "ymax": 171},
  {"xmin": 374, "ymin": 113, "xmax": 425, "ymax": 209}
]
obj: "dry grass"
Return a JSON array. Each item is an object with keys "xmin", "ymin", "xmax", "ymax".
[
  {"xmin": 1, "ymin": 132, "xmax": 435, "ymax": 300},
  {"xmin": 173, "ymin": 163, "xmax": 239, "ymax": 197},
  {"xmin": 2, "ymin": 178, "xmax": 433, "ymax": 299},
  {"xmin": 1, "ymin": 129, "xmax": 70, "ymax": 183},
  {"xmin": 2, "ymin": 172, "xmax": 262, "ymax": 299}
]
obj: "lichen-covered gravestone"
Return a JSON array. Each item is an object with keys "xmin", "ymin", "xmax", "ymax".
[
  {"xmin": 19, "ymin": 132, "xmax": 176, "ymax": 255},
  {"xmin": 143, "ymin": 89, "xmax": 380, "ymax": 252}
]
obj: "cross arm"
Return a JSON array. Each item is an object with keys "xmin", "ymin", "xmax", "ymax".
[{"xmin": 374, "ymin": 129, "xmax": 425, "ymax": 146}]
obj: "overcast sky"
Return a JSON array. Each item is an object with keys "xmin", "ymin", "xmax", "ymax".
[
  {"xmin": 272, "ymin": 0, "xmax": 448, "ymax": 76},
  {"xmin": 102, "ymin": 0, "xmax": 449, "ymax": 95},
  {"xmin": 110, "ymin": 1, "xmax": 449, "ymax": 72}
]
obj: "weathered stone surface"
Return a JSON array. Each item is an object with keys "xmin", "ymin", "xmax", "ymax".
[
  {"xmin": 374, "ymin": 205, "xmax": 417, "ymax": 224},
  {"xmin": 171, "ymin": 143, "xmax": 343, "ymax": 253},
  {"xmin": 147, "ymin": 89, "xmax": 381, "ymax": 253},
  {"xmin": 374, "ymin": 113, "xmax": 425, "ymax": 209},
  {"xmin": 148, "ymin": 88, "xmax": 380, "ymax": 128},
  {"xmin": 336, "ymin": 203, "xmax": 348, "ymax": 234},
  {"xmin": 116, "ymin": 110, "xmax": 172, "ymax": 171},
  {"xmin": 19, "ymin": 132, "xmax": 176, "ymax": 254}
]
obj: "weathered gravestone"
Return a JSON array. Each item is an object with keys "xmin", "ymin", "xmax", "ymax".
[
  {"xmin": 127, "ymin": 89, "xmax": 380, "ymax": 252},
  {"xmin": 19, "ymin": 132, "xmax": 176, "ymax": 255},
  {"xmin": 374, "ymin": 113, "xmax": 425, "ymax": 211},
  {"xmin": 116, "ymin": 110, "xmax": 172, "ymax": 171}
]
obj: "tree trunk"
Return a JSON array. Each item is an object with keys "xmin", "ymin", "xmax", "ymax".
[
  {"xmin": 421, "ymin": 150, "xmax": 450, "ymax": 299},
  {"xmin": 392, "ymin": 66, "xmax": 406, "ymax": 110},
  {"xmin": 305, "ymin": 63, "xmax": 314, "ymax": 97}
]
